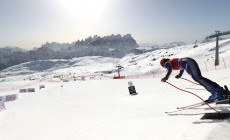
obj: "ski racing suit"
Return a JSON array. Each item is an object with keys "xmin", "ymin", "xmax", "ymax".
[{"xmin": 163, "ymin": 57, "xmax": 225, "ymax": 102}]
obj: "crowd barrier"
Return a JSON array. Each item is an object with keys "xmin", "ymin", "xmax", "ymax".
[
  {"xmin": 0, "ymin": 94, "xmax": 18, "ymax": 112},
  {"xmin": 0, "ymin": 80, "xmax": 43, "ymax": 92},
  {"xmin": 199, "ymin": 56, "xmax": 230, "ymax": 72},
  {"xmin": 0, "ymin": 102, "xmax": 5, "ymax": 111}
]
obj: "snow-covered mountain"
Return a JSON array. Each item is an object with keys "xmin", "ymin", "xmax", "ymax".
[
  {"xmin": 36, "ymin": 34, "xmax": 139, "ymax": 56},
  {"xmin": 69, "ymin": 34, "xmax": 139, "ymax": 57},
  {"xmin": 40, "ymin": 42, "xmax": 75, "ymax": 52},
  {"xmin": 0, "ymin": 46, "xmax": 27, "ymax": 53},
  {"xmin": 160, "ymin": 41, "xmax": 186, "ymax": 49},
  {"xmin": 0, "ymin": 34, "xmax": 140, "ymax": 71},
  {"xmin": 0, "ymin": 46, "xmax": 29, "ymax": 70}
]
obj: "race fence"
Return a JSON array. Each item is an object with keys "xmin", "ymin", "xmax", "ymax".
[
  {"xmin": 125, "ymin": 56, "xmax": 230, "ymax": 79},
  {"xmin": 1, "ymin": 56, "xmax": 230, "ymax": 92}
]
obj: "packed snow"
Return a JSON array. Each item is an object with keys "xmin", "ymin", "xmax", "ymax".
[{"xmin": 0, "ymin": 39, "xmax": 230, "ymax": 140}]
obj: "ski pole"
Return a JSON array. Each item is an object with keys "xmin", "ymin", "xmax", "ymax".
[
  {"xmin": 180, "ymin": 77, "xmax": 200, "ymax": 85},
  {"xmin": 165, "ymin": 81, "xmax": 220, "ymax": 114}
]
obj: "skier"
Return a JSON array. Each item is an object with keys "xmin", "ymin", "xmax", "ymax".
[{"xmin": 160, "ymin": 57, "xmax": 228, "ymax": 103}]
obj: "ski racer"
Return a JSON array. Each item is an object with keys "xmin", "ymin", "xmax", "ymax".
[{"xmin": 160, "ymin": 57, "xmax": 229, "ymax": 103}]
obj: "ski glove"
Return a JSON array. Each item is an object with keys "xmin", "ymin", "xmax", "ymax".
[
  {"xmin": 175, "ymin": 74, "xmax": 181, "ymax": 79},
  {"xmin": 161, "ymin": 77, "xmax": 168, "ymax": 82}
]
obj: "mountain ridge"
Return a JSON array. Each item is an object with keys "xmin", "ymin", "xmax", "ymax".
[
  {"xmin": 0, "ymin": 34, "xmax": 139, "ymax": 71},
  {"xmin": 0, "ymin": 34, "xmax": 188, "ymax": 71}
]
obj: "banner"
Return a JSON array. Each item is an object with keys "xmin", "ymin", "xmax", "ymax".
[
  {"xmin": 19, "ymin": 88, "xmax": 35, "ymax": 93},
  {"xmin": 39, "ymin": 85, "xmax": 45, "ymax": 89},
  {"xmin": 0, "ymin": 102, "xmax": 5, "ymax": 111},
  {"xmin": 6, "ymin": 94, "xmax": 18, "ymax": 102},
  {"xmin": 27, "ymin": 88, "xmax": 35, "ymax": 92},
  {"xmin": 63, "ymin": 79, "xmax": 69, "ymax": 82},
  {"xmin": 0, "ymin": 94, "xmax": 18, "ymax": 102},
  {"xmin": 19, "ymin": 89, "xmax": 27, "ymax": 93}
]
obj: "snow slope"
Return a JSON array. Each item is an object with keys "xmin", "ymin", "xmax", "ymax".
[
  {"xmin": 0, "ymin": 39, "xmax": 230, "ymax": 140},
  {"xmin": 1, "ymin": 71, "xmax": 230, "ymax": 140}
]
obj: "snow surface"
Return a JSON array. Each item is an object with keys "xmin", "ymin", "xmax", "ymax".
[{"xmin": 0, "ymin": 39, "xmax": 230, "ymax": 140}]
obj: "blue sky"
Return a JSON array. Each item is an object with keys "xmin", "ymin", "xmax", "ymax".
[{"xmin": 0, "ymin": 0, "xmax": 230, "ymax": 49}]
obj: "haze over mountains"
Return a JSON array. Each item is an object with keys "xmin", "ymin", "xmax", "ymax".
[{"xmin": 0, "ymin": 33, "xmax": 227, "ymax": 72}]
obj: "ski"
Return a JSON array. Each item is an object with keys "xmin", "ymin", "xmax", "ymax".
[
  {"xmin": 176, "ymin": 101, "xmax": 205, "ymax": 109},
  {"xmin": 165, "ymin": 107, "xmax": 196, "ymax": 114},
  {"xmin": 165, "ymin": 103, "xmax": 210, "ymax": 114},
  {"xmin": 165, "ymin": 103, "xmax": 208, "ymax": 114},
  {"xmin": 177, "ymin": 97, "xmax": 230, "ymax": 110},
  {"xmin": 176, "ymin": 100, "xmax": 218, "ymax": 110},
  {"xmin": 166, "ymin": 98, "xmax": 229, "ymax": 114}
]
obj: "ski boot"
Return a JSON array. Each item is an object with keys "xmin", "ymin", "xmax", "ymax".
[{"xmin": 206, "ymin": 93, "xmax": 225, "ymax": 103}]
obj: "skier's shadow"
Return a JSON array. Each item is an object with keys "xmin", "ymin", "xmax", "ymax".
[
  {"xmin": 193, "ymin": 106, "xmax": 230, "ymax": 124},
  {"xmin": 193, "ymin": 119, "xmax": 230, "ymax": 124},
  {"xmin": 167, "ymin": 106, "xmax": 230, "ymax": 123}
]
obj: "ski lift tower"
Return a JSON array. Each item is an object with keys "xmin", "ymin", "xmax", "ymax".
[
  {"xmin": 113, "ymin": 65, "xmax": 125, "ymax": 79},
  {"xmin": 206, "ymin": 30, "xmax": 230, "ymax": 66},
  {"xmin": 116, "ymin": 65, "xmax": 123, "ymax": 77}
]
